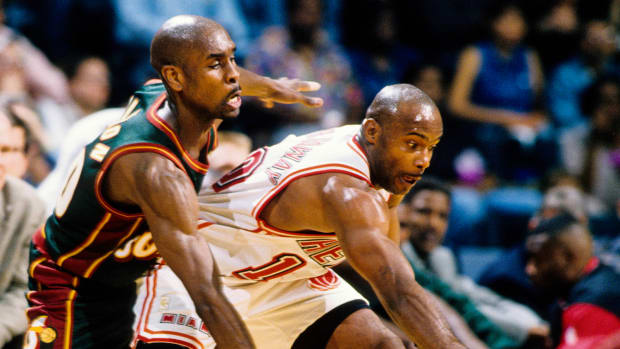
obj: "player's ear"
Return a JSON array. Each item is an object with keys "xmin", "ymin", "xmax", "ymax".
[
  {"xmin": 362, "ymin": 118, "xmax": 381, "ymax": 145},
  {"xmin": 161, "ymin": 65, "xmax": 184, "ymax": 92}
]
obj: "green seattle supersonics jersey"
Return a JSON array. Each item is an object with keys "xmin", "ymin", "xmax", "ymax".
[{"xmin": 33, "ymin": 80, "xmax": 216, "ymax": 287}]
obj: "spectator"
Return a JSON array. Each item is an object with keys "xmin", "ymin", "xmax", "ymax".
[
  {"xmin": 527, "ymin": 0, "xmax": 580, "ymax": 74},
  {"xmin": 0, "ymin": 1, "xmax": 69, "ymax": 103},
  {"xmin": 37, "ymin": 56, "xmax": 111, "ymax": 160},
  {"xmin": 400, "ymin": 177, "xmax": 549, "ymax": 345},
  {"xmin": 526, "ymin": 214, "xmax": 620, "ymax": 348},
  {"xmin": 448, "ymin": 1, "xmax": 553, "ymax": 182},
  {"xmin": 0, "ymin": 102, "xmax": 46, "ymax": 349},
  {"xmin": 559, "ymin": 75, "xmax": 620, "ymax": 210},
  {"xmin": 346, "ymin": 3, "xmax": 420, "ymax": 108},
  {"xmin": 547, "ymin": 20, "xmax": 619, "ymax": 129},
  {"xmin": 478, "ymin": 185, "xmax": 589, "ymax": 319},
  {"xmin": 244, "ymin": 0, "xmax": 363, "ymax": 143},
  {"xmin": 0, "ymin": 98, "xmax": 49, "ymax": 185}
]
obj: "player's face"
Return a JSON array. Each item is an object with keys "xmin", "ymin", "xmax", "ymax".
[
  {"xmin": 370, "ymin": 104, "xmax": 442, "ymax": 195},
  {"xmin": 406, "ymin": 190, "xmax": 450, "ymax": 255},
  {"xmin": 181, "ymin": 28, "xmax": 241, "ymax": 120}
]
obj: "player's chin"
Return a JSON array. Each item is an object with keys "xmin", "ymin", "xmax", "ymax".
[
  {"xmin": 391, "ymin": 177, "xmax": 416, "ymax": 195},
  {"xmin": 220, "ymin": 108, "xmax": 240, "ymax": 119}
]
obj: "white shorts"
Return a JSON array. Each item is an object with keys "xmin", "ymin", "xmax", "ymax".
[{"xmin": 132, "ymin": 265, "xmax": 367, "ymax": 349}]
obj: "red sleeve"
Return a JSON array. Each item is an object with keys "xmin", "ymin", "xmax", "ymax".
[{"xmin": 557, "ymin": 303, "xmax": 620, "ymax": 349}]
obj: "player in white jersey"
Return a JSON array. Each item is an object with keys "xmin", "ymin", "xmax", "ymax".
[{"xmin": 133, "ymin": 84, "xmax": 466, "ymax": 349}]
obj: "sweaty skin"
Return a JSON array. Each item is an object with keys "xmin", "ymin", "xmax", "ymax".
[
  {"xmin": 104, "ymin": 15, "xmax": 325, "ymax": 349},
  {"xmin": 262, "ymin": 85, "xmax": 465, "ymax": 349}
]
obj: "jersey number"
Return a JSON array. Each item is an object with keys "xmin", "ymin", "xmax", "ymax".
[
  {"xmin": 212, "ymin": 147, "xmax": 266, "ymax": 192},
  {"xmin": 232, "ymin": 253, "xmax": 306, "ymax": 281},
  {"xmin": 55, "ymin": 148, "xmax": 86, "ymax": 218}
]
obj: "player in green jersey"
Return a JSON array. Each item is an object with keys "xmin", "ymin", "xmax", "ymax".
[{"xmin": 25, "ymin": 15, "xmax": 322, "ymax": 349}]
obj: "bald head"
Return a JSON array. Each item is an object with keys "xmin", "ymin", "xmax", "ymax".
[
  {"xmin": 365, "ymin": 84, "xmax": 437, "ymax": 126},
  {"xmin": 150, "ymin": 15, "xmax": 228, "ymax": 74}
]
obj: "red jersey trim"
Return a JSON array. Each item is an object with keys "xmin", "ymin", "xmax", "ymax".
[
  {"xmin": 146, "ymin": 93, "xmax": 210, "ymax": 174},
  {"xmin": 136, "ymin": 266, "xmax": 206, "ymax": 349},
  {"xmin": 252, "ymin": 163, "xmax": 372, "ymax": 219},
  {"xmin": 250, "ymin": 164, "xmax": 373, "ymax": 238},
  {"xmin": 348, "ymin": 134, "xmax": 369, "ymax": 168},
  {"xmin": 82, "ymin": 217, "xmax": 144, "ymax": 278},
  {"xmin": 94, "ymin": 143, "xmax": 188, "ymax": 219},
  {"xmin": 57, "ymin": 213, "xmax": 111, "ymax": 267}
]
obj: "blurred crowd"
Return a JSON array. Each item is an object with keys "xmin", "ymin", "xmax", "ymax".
[{"xmin": 0, "ymin": 0, "xmax": 619, "ymax": 348}]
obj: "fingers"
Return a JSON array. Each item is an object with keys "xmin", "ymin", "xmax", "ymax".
[
  {"xmin": 277, "ymin": 77, "xmax": 321, "ymax": 92},
  {"xmin": 259, "ymin": 98, "xmax": 274, "ymax": 109},
  {"xmin": 294, "ymin": 80, "xmax": 321, "ymax": 92},
  {"xmin": 299, "ymin": 94, "xmax": 323, "ymax": 107}
]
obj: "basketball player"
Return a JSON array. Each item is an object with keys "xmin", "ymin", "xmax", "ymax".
[
  {"xmin": 25, "ymin": 15, "xmax": 323, "ymax": 349},
  {"xmin": 134, "ymin": 84, "xmax": 466, "ymax": 349}
]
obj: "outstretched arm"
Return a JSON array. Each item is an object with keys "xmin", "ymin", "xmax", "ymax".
[
  {"xmin": 106, "ymin": 153, "xmax": 254, "ymax": 349},
  {"xmin": 323, "ymin": 175, "xmax": 465, "ymax": 349},
  {"xmin": 238, "ymin": 67, "xmax": 323, "ymax": 108}
]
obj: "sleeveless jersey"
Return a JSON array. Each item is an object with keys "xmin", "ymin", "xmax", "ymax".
[
  {"xmin": 33, "ymin": 80, "xmax": 216, "ymax": 288},
  {"xmin": 198, "ymin": 125, "xmax": 388, "ymax": 285}
]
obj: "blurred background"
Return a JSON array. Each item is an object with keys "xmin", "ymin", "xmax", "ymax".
[
  {"xmin": 0, "ymin": 0, "xmax": 619, "ymax": 348},
  {"xmin": 3, "ymin": 0, "xmax": 618, "ymax": 248}
]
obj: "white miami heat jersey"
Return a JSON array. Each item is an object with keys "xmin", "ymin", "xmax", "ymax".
[{"xmin": 198, "ymin": 125, "xmax": 389, "ymax": 285}]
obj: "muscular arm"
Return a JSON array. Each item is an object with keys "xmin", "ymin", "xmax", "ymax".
[
  {"xmin": 322, "ymin": 175, "xmax": 465, "ymax": 349},
  {"xmin": 106, "ymin": 153, "xmax": 254, "ymax": 349}
]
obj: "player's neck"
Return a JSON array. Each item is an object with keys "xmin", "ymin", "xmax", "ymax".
[{"xmin": 159, "ymin": 100, "xmax": 217, "ymax": 155}]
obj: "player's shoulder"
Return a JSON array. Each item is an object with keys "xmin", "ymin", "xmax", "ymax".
[
  {"xmin": 315, "ymin": 172, "xmax": 384, "ymax": 203},
  {"xmin": 111, "ymin": 151, "xmax": 188, "ymax": 187}
]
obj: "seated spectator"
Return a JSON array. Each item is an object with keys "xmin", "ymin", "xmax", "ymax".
[
  {"xmin": 335, "ymin": 254, "xmax": 518, "ymax": 349},
  {"xmin": 547, "ymin": 19, "xmax": 619, "ymax": 130},
  {"xmin": 478, "ymin": 184, "xmax": 589, "ymax": 319},
  {"xmin": 0, "ymin": 3, "xmax": 70, "ymax": 103},
  {"xmin": 346, "ymin": 3, "xmax": 420, "ymax": 108},
  {"xmin": 526, "ymin": 0, "xmax": 580, "ymax": 74},
  {"xmin": 244, "ymin": 0, "xmax": 363, "ymax": 143},
  {"xmin": 0, "ymin": 103, "xmax": 46, "ymax": 349},
  {"xmin": 559, "ymin": 75, "xmax": 620, "ymax": 211},
  {"xmin": 526, "ymin": 214, "xmax": 620, "ymax": 348},
  {"xmin": 448, "ymin": 1, "xmax": 554, "ymax": 182},
  {"xmin": 0, "ymin": 98, "xmax": 49, "ymax": 184},
  {"xmin": 400, "ymin": 177, "xmax": 548, "ymax": 345},
  {"xmin": 37, "ymin": 56, "xmax": 111, "ymax": 159}
]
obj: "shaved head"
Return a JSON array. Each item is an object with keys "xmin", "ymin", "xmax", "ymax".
[
  {"xmin": 150, "ymin": 15, "xmax": 227, "ymax": 74},
  {"xmin": 365, "ymin": 84, "xmax": 437, "ymax": 126},
  {"xmin": 360, "ymin": 84, "xmax": 443, "ymax": 194}
]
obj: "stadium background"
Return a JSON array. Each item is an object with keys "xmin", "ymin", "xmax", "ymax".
[{"xmin": 0, "ymin": 0, "xmax": 619, "ymax": 347}]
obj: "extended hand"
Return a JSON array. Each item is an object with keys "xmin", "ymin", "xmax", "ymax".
[
  {"xmin": 238, "ymin": 68, "xmax": 323, "ymax": 109},
  {"xmin": 259, "ymin": 77, "xmax": 323, "ymax": 108}
]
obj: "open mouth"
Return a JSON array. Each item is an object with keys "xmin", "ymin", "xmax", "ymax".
[
  {"xmin": 401, "ymin": 174, "xmax": 421, "ymax": 184},
  {"xmin": 225, "ymin": 94, "xmax": 242, "ymax": 109}
]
